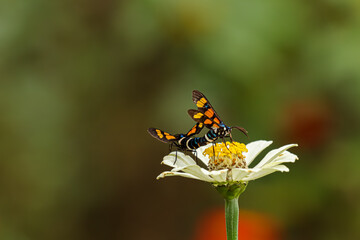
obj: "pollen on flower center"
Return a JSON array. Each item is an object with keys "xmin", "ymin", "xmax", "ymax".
[{"xmin": 203, "ymin": 141, "xmax": 248, "ymax": 171}]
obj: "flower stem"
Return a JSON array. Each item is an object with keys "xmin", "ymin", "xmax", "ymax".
[
  {"xmin": 225, "ymin": 197, "xmax": 239, "ymax": 240},
  {"xmin": 215, "ymin": 183, "xmax": 246, "ymax": 240}
]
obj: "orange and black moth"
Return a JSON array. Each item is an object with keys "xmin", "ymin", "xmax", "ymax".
[
  {"xmin": 148, "ymin": 90, "xmax": 248, "ymax": 150},
  {"xmin": 188, "ymin": 90, "xmax": 248, "ymax": 140},
  {"xmin": 148, "ymin": 122, "xmax": 220, "ymax": 150}
]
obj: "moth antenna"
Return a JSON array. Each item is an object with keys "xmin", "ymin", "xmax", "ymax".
[{"xmin": 231, "ymin": 126, "xmax": 249, "ymax": 138}]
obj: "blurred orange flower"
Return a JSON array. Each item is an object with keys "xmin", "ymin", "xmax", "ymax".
[{"xmin": 193, "ymin": 208, "xmax": 282, "ymax": 240}]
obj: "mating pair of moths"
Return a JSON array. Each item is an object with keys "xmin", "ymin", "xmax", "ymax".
[{"xmin": 148, "ymin": 90, "xmax": 248, "ymax": 151}]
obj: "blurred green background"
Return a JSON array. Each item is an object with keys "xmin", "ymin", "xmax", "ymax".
[{"xmin": 1, "ymin": 0, "xmax": 360, "ymax": 239}]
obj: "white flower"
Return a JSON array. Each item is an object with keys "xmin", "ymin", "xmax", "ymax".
[{"xmin": 157, "ymin": 140, "xmax": 298, "ymax": 184}]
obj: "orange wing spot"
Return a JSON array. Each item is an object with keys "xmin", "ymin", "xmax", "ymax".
[
  {"xmin": 156, "ymin": 129, "xmax": 164, "ymax": 138},
  {"xmin": 164, "ymin": 132, "xmax": 170, "ymax": 136},
  {"xmin": 212, "ymin": 123, "xmax": 220, "ymax": 128},
  {"xmin": 214, "ymin": 118, "xmax": 220, "ymax": 124},
  {"xmin": 166, "ymin": 135, "xmax": 176, "ymax": 140},
  {"xmin": 187, "ymin": 127, "xmax": 196, "ymax": 135},
  {"xmin": 205, "ymin": 109, "xmax": 214, "ymax": 118},
  {"xmin": 196, "ymin": 97, "xmax": 207, "ymax": 108},
  {"xmin": 194, "ymin": 112, "xmax": 203, "ymax": 119},
  {"xmin": 204, "ymin": 119, "xmax": 212, "ymax": 125}
]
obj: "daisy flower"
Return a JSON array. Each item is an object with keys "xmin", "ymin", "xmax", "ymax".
[
  {"xmin": 157, "ymin": 140, "xmax": 298, "ymax": 240},
  {"xmin": 157, "ymin": 140, "xmax": 298, "ymax": 185}
]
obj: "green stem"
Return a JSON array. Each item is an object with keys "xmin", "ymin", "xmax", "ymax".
[
  {"xmin": 225, "ymin": 197, "xmax": 239, "ymax": 240},
  {"xmin": 215, "ymin": 183, "xmax": 246, "ymax": 240}
]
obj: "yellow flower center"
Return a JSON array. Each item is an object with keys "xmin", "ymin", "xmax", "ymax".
[{"xmin": 203, "ymin": 142, "xmax": 248, "ymax": 171}]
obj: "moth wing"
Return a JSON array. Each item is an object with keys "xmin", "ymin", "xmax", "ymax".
[
  {"xmin": 192, "ymin": 90, "xmax": 224, "ymax": 123},
  {"xmin": 147, "ymin": 128, "xmax": 179, "ymax": 143},
  {"xmin": 188, "ymin": 109, "xmax": 220, "ymax": 129},
  {"xmin": 185, "ymin": 122, "xmax": 204, "ymax": 137}
]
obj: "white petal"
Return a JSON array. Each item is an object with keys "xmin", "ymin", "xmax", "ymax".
[
  {"xmin": 244, "ymin": 140, "xmax": 273, "ymax": 166},
  {"xmin": 193, "ymin": 144, "xmax": 212, "ymax": 165},
  {"xmin": 264, "ymin": 151, "xmax": 298, "ymax": 168},
  {"xmin": 253, "ymin": 144, "xmax": 298, "ymax": 168},
  {"xmin": 157, "ymin": 171, "xmax": 201, "ymax": 180},
  {"xmin": 208, "ymin": 169, "xmax": 228, "ymax": 182},
  {"xmin": 231, "ymin": 168, "xmax": 254, "ymax": 181},
  {"xmin": 173, "ymin": 164, "xmax": 214, "ymax": 182},
  {"xmin": 273, "ymin": 151, "xmax": 299, "ymax": 163},
  {"xmin": 162, "ymin": 151, "xmax": 196, "ymax": 168},
  {"xmin": 271, "ymin": 165, "xmax": 290, "ymax": 172},
  {"xmin": 243, "ymin": 165, "xmax": 289, "ymax": 181}
]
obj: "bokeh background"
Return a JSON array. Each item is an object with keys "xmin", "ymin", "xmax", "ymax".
[{"xmin": 1, "ymin": 0, "xmax": 360, "ymax": 239}]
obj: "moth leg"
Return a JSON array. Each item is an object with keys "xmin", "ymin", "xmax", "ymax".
[
  {"xmin": 221, "ymin": 137, "xmax": 231, "ymax": 150},
  {"xmin": 212, "ymin": 142, "xmax": 216, "ymax": 157},
  {"xmin": 173, "ymin": 150, "xmax": 178, "ymax": 165},
  {"xmin": 194, "ymin": 149, "xmax": 198, "ymax": 164},
  {"xmin": 169, "ymin": 142, "xmax": 173, "ymax": 152},
  {"xmin": 229, "ymin": 132, "xmax": 234, "ymax": 142}
]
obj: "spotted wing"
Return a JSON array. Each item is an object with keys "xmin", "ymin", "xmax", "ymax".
[
  {"xmin": 147, "ymin": 128, "xmax": 179, "ymax": 143},
  {"xmin": 185, "ymin": 122, "xmax": 204, "ymax": 137},
  {"xmin": 188, "ymin": 109, "xmax": 222, "ymax": 129},
  {"xmin": 192, "ymin": 90, "xmax": 224, "ymax": 123}
]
